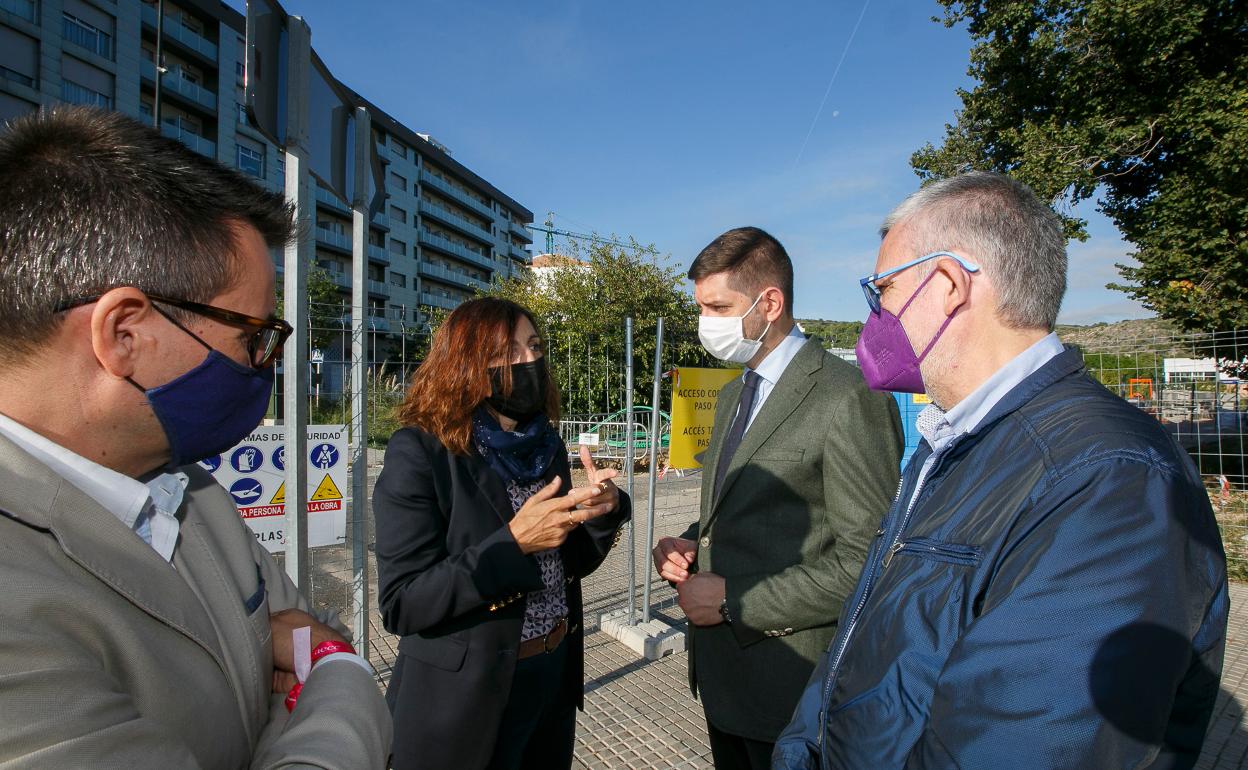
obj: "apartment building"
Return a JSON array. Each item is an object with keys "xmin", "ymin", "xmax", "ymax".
[{"xmin": 0, "ymin": 0, "xmax": 534, "ymax": 342}]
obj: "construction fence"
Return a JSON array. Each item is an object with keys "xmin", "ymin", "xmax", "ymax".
[{"xmin": 268, "ymin": 316, "xmax": 1248, "ymax": 661}]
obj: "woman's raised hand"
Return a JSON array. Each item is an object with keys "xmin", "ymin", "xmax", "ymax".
[{"xmin": 509, "ymin": 474, "xmax": 612, "ymax": 554}]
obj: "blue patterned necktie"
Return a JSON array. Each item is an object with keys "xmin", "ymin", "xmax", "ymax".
[{"xmin": 714, "ymin": 371, "xmax": 760, "ymax": 500}]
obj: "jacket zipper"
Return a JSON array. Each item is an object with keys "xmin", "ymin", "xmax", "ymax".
[
  {"xmin": 882, "ymin": 537, "xmax": 979, "ymax": 568},
  {"xmin": 816, "ymin": 451, "xmax": 944, "ymax": 759}
]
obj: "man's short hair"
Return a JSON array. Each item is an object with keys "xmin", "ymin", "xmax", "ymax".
[
  {"xmin": 687, "ymin": 226, "xmax": 795, "ymax": 314},
  {"xmin": 880, "ymin": 171, "xmax": 1067, "ymax": 331},
  {"xmin": 0, "ymin": 106, "xmax": 294, "ymax": 361}
]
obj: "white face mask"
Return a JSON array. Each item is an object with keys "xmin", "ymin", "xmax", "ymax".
[{"xmin": 698, "ymin": 292, "xmax": 773, "ymax": 364}]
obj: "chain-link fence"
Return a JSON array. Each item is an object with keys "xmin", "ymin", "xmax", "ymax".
[{"xmin": 1065, "ymin": 327, "xmax": 1248, "ymax": 579}]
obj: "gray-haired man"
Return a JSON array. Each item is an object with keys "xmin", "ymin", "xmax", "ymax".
[{"xmin": 775, "ymin": 171, "xmax": 1228, "ymax": 769}]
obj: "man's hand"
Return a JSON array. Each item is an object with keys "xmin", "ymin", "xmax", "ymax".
[
  {"xmin": 677, "ymin": 572, "xmax": 726, "ymax": 626},
  {"xmin": 653, "ymin": 536, "xmax": 697, "ymax": 583},
  {"xmin": 270, "ymin": 608, "xmax": 348, "ymax": 690}
]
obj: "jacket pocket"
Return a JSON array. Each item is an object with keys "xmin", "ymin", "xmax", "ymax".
[
  {"xmin": 753, "ymin": 448, "xmax": 805, "ymax": 463},
  {"xmin": 885, "ymin": 537, "xmax": 981, "ymax": 568},
  {"xmin": 398, "ymin": 634, "xmax": 468, "ymax": 672}
]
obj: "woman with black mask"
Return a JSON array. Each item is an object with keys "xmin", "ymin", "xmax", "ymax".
[{"xmin": 373, "ymin": 297, "xmax": 630, "ymax": 770}]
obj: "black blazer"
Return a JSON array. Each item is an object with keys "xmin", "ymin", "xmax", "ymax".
[{"xmin": 373, "ymin": 425, "xmax": 630, "ymax": 770}]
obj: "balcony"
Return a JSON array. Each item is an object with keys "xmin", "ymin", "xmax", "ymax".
[
  {"xmin": 417, "ymin": 199, "xmax": 492, "ymax": 244},
  {"xmin": 367, "ymin": 279, "xmax": 390, "ymax": 297},
  {"xmin": 141, "ymin": 4, "xmax": 218, "ymax": 63},
  {"xmin": 62, "ymin": 15, "xmax": 114, "ymax": 60},
  {"xmin": 419, "ymin": 170, "xmax": 494, "ymax": 220},
  {"xmin": 315, "ymin": 185, "xmax": 349, "ymax": 214},
  {"xmin": 60, "ymin": 80, "xmax": 112, "ymax": 110},
  {"xmin": 315, "ymin": 226, "xmax": 351, "ymax": 253},
  {"xmin": 417, "ymin": 228, "xmax": 495, "ymax": 272},
  {"xmin": 0, "ymin": 0, "xmax": 36, "ymax": 23},
  {"xmin": 325, "ymin": 271, "xmax": 350, "ymax": 290},
  {"xmin": 368, "ymin": 244, "xmax": 390, "ymax": 265},
  {"xmin": 509, "ymin": 220, "xmax": 533, "ymax": 243},
  {"xmin": 140, "ymin": 60, "xmax": 217, "ymax": 112},
  {"xmin": 419, "ymin": 292, "xmax": 462, "ymax": 311},
  {"xmin": 366, "ymin": 316, "xmax": 390, "ymax": 332},
  {"xmin": 509, "ymin": 245, "xmax": 531, "ymax": 263},
  {"xmin": 418, "ymin": 262, "xmax": 488, "ymax": 293},
  {"xmin": 160, "ymin": 122, "xmax": 216, "ymax": 158}
]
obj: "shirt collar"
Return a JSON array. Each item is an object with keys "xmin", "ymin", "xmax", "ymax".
[
  {"xmin": 0, "ymin": 412, "xmax": 187, "ymax": 561},
  {"xmin": 747, "ymin": 324, "xmax": 807, "ymax": 385},
  {"xmin": 916, "ymin": 332, "xmax": 1065, "ymax": 448}
]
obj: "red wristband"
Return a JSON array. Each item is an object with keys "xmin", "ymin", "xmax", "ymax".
[
  {"xmin": 284, "ymin": 682, "xmax": 303, "ymax": 713},
  {"xmin": 310, "ymin": 639, "xmax": 356, "ymax": 664}
]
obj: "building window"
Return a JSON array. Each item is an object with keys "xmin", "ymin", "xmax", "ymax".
[
  {"xmin": 389, "ymin": 238, "xmax": 407, "ymax": 256},
  {"xmin": 390, "ymin": 304, "xmax": 405, "ymax": 321},
  {"xmin": 3, "ymin": 0, "xmax": 37, "ymax": 23},
  {"xmin": 61, "ymin": 80, "xmax": 112, "ymax": 109},
  {"xmin": 0, "ymin": 66, "xmax": 34, "ymax": 88},
  {"xmin": 391, "ymin": 140, "xmax": 408, "ymax": 160},
  {"xmin": 368, "ymin": 229, "xmax": 385, "ymax": 247},
  {"xmin": 390, "ymin": 205, "xmax": 407, "ymax": 225},
  {"xmin": 389, "ymin": 272, "xmax": 406, "ymax": 288},
  {"xmin": 237, "ymin": 145, "xmax": 264, "ymax": 178},
  {"xmin": 389, "ymin": 172, "xmax": 407, "ymax": 192},
  {"xmin": 62, "ymin": 13, "xmax": 114, "ymax": 60},
  {"xmin": 236, "ymin": 102, "xmax": 248, "ymax": 124},
  {"xmin": 368, "ymin": 298, "xmax": 385, "ymax": 318}
]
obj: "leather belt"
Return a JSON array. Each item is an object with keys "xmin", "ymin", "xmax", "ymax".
[{"xmin": 518, "ymin": 617, "xmax": 569, "ymax": 659}]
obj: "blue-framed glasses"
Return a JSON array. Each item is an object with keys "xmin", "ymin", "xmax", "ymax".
[{"xmin": 859, "ymin": 251, "xmax": 981, "ymax": 313}]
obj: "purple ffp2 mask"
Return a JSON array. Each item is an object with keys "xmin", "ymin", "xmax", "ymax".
[{"xmin": 855, "ymin": 271, "xmax": 957, "ymax": 394}]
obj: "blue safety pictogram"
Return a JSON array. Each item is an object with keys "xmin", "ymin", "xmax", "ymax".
[
  {"xmin": 310, "ymin": 443, "xmax": 339, "ymax": 469},
  {"xmin": 272, "ymin": 445, "xmax": 286, "ymax": 471},
  {"xmin": 229, "ymin": 477, "xmax": 263, "ymax": 506},
  {"xmin": 231, "ymin": 445, "xmax": 264, "ymax": 473},
  {"xmin": 199, "ymin": 455, "xmax": 221, "ymax": 473}
]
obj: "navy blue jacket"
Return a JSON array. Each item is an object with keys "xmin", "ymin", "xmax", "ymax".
[{"xmin": 774, "ymin": 348, "xmax": 1228, "ymax": 769}]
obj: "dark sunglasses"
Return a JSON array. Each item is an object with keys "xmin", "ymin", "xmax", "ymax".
[{"xmin": 57, "ymin": 292, "xmax": 293, "ymax": 369}]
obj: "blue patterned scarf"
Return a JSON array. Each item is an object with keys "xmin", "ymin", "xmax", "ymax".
[{"xmin": 471, "ymin": 407, "xmax": 562, "ymax": 484}]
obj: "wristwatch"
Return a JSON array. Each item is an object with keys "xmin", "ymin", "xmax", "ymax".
[{"xmin": 718, "ymin": 597, "xmax": 732, "ymax": 625}]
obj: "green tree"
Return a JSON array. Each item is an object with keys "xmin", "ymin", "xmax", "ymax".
[
  {"xmin": 275, "ymin": 265, "xmax": 347, "ymax": 350},
  {"xmin": 480, "ymin": 237, "xmax": 708, "ymax": 416},
  {"xmin": 913, "ymin": 1, "xmax": 1248, "ymax": 334},
  {"xmin": 798, "ymin": 319, "xmax": 864, "ymax": 348}
]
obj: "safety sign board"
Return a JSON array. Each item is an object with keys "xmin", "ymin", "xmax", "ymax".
[
  {"xmin": 668, "ymin": 367, "xmax": 743, "ymax": 469},
  {"xmin": 201, "ymin": 425, "xmax": 348, "ymax": 553}
]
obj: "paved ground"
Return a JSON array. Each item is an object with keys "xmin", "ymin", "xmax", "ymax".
[{"xmin": 350, "ymin": 471, "xmax": 1248, "ymax": 769}]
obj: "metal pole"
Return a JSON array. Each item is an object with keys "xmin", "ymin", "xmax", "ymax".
[
  {"xmin": 642, "ymin": 317, "xmax": 664, "ymax": 623},
  {"xmin": 348, "ymin": 106, "xmax": 372, "ymax": 656},
  {"xmin": 152, "ymin": 0, "xmax": 164, "ymax": 128},
  {"xmin": 281, "ymin": 17, "xmax": 312, "ymax": 592},
  {"xmin": 624, "ymin": 317, "xmax": 636, "ymax": 625}
]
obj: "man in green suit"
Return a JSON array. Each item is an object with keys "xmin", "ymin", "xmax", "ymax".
[{"xmin": 654, "ymin": 227, "xmax": 902, "ymax": 769}]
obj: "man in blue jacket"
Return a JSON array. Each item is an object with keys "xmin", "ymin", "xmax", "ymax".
[{"xmin": 774, "ymin": 171, "xmax": 1229, "ymax": 770}]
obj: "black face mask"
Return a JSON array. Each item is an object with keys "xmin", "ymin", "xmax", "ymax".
[{"xmin": 487, "ymin": 359, "xmax": 548, "ymax": 422}]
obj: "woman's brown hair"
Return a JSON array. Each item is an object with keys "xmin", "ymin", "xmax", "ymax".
[{"xmin": 396, "ymin": 297, "xmax": 560, "ymax": 454}]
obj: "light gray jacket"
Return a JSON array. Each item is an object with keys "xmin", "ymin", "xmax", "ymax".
[{"xmin": 0, "ymin": 434, "xmax": 391, "ymax": 769}]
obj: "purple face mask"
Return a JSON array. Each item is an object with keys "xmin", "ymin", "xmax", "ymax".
[{"xmin": 855, "ymin": 270, "xmax": 958, "ymax": 393}]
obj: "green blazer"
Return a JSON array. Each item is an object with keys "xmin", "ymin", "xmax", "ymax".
[{"xmin": 682, "ymin": 337, "xmax": 903, "ymax": 741}]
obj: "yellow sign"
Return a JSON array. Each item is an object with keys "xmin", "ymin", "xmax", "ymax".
[
  {"xmin": 269, "ymin": 482, "xmax": 285, "ymax": 505},
  {"xmin": 668, "ymin": 367, "xmax": 743, "ymax": 469},
  {"xmin": 311, "ymin": 474, "xmax": 342, "ymax": 501}
]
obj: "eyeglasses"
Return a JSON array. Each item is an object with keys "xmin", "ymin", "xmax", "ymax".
[
  {"xmin": 57, "ymin": 292, "xmax": 294, "ymax": 369},
  {"xmin": 859, "ymin": 250, "xmax": 981, "ymax": 313}
]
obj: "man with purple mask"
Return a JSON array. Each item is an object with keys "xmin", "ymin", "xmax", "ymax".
[{"xmin": 774, "ymin": 171, "xmax": 1228, "ymax": 769}]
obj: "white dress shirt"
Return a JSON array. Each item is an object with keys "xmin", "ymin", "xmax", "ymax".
[
  {"xmin": 0, "ymin": 412, "xmax": 185, "ymax": 562},
  {"xmin": 740, "ymin": 324, "xmax": 809, "ymax": 433}
]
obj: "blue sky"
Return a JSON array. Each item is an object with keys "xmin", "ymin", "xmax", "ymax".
[{"xmin": 236, "ymin": 0, "xmax": 1151, "ymax": 325}]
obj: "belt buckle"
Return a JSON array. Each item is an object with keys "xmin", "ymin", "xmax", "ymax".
[{"xmin": 543, "ymin": 617, "xmax": 567, "ymax": 653}]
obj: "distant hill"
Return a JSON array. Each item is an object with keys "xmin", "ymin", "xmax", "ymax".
[{"xmin": 800, "ymin": 316, "xmax": 1184, "ymax": 356}]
